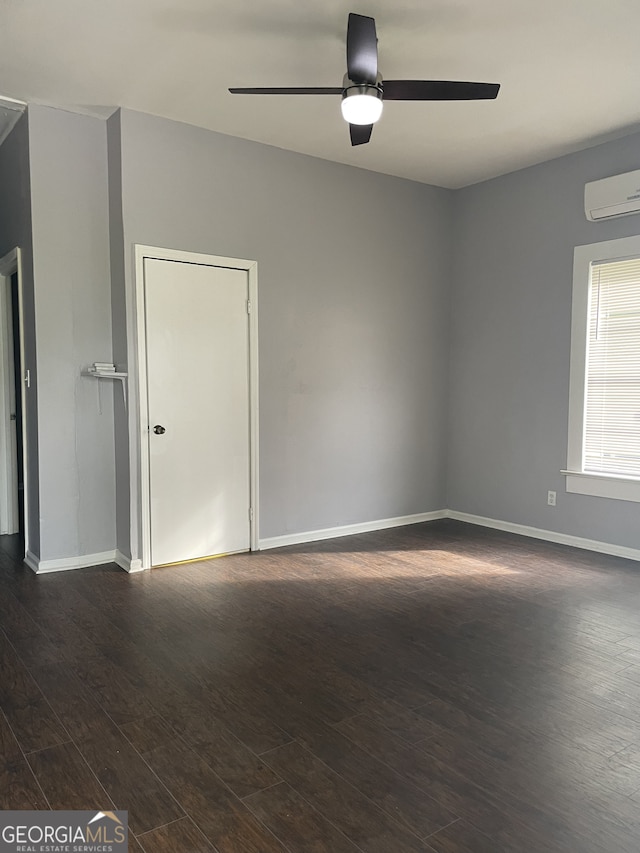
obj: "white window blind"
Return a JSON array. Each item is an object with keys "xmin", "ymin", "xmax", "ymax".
[{"xmin": 584, "ymin": 256, "xmax": 640, "ymax": 477}]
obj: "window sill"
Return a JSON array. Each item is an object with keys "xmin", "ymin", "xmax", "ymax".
[{"xmin": 562, "ymin": 470, "xmax": 640, "ymax": 503}]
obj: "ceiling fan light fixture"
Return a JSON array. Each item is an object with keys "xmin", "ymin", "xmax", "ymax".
[
  {"xmin": 340, "ymin": 85, "xmax": 383, "ymax": 125},
  {"xmin": 229, "ymin": 13, "xmax": 500, "ymax": 147}
]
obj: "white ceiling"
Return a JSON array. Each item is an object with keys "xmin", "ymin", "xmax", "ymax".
[{"xmin": 1, "ymin": 0, "xmax": 640, "ymax": 188}]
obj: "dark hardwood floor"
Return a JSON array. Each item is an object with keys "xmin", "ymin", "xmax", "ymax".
[{"xmin": 1, "ymin": 520, "xmax": 640, "ymax": 851}]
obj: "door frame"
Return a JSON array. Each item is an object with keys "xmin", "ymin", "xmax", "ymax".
[
  {"xmin": 0, "ymin": 269, "xmax": 18, "ymax": 533},
  {"xmin": 0, "ymin": 248, "xmax": 29, "ymax": 551},
  {"xmin": 133, "ymin": 245, "xmax": 259, "ymax": 570}
]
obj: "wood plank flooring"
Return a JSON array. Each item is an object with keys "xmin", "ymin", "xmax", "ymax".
[{"xmin": 1, "ymin": 520, "xmax": 640, "ymax": 851}]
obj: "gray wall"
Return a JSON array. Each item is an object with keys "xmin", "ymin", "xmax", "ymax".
[
  {"xmin": 106, "ymin": 111, "xmax": 131, "ymax": 559},
  {"xmin": 8, "ymin": 102, "xmax": 638, "ymax": 565},
  {"xmin": 28, "ymin": 106, "xmax": 116, "ymax": 561},
  {"xmin": 115, "ymin": 109, "xmax": 453, "ymax": 552},
  {"xmin": 448, "ymin": 130, "xmax": 640, "ymax": 549},
  {"xmin": 0, "ymin": 112, "xmax": 40, "ymax": 557}
]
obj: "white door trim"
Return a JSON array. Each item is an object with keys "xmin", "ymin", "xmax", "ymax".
[
  {"xmin": 133, "ymin": 245, "xmax": 259, "ymax": 570},
  {"xmin": 0, "ymin": 248, "xmax": 29, "ymax": 554}
]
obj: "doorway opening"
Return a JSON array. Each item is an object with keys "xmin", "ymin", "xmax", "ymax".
[{"xmin": 0, "ymin": 248, "xmax": 28, "ymax": 560}]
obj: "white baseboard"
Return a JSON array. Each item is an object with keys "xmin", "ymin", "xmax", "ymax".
[
  {"xmin": 260, "ymin": 508, "xmax": 640, "ymax": 563},
  {"xmin": 27, "ymin": 549, "xmax": 121, "ymax": 574},
  {"xmin": 24, "ymin": 508, "xmax": 640, "ymax": 574},
  {"xmin": 259, "ymin": 510, "xmax": 447, "ymax": 551},
  {"xmin": 447, "ymin": 510, "xmax": 640, "ymax": 563},
  {"xmin": 115, "ymin": 550, "xmax": 144, "ymax": 573},
  {"xmin": 26, "ymin": 548, "xmax": 144, "ymax": 575},
  {"xmin": 24, "ymin": 550, "xmax": 39, "ymax": 573}
]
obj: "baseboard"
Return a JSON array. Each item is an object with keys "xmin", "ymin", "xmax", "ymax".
[
  {"xmin": 259, "ymin": 510, "xmax": 447, "ymax": 550},
  {"xmin": 114, "ymin": 550, "xmax": 129, "ymax": 572},
  {"xmin": 28, "ymin": 549, "xmax": 120, "ymax": 574},
  {"xmin": 26, "ymin": 548, "xmax": 145, "ymax": 575},
  {"xmin": 24, "ymin": 508, "xmax": 640, "ymax": 573},
  {"xmin": 115, "ymin": 550, "xmax": 145, "ymax": 573},
  {"xmin": 260, "ymin": 507, "xmax": 640, "ymax": 563},
  {"xmin": 24, "ymin": 550, "xmax": 39, "ymax": 573},
  {"xmin": 446, "ymin": 510, "xmax": 640, "ymax": 563}
]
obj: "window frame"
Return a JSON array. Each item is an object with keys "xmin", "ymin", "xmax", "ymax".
[{"xmin": 564, "ymin": 234, "xmax": 640, "ymax": 503}]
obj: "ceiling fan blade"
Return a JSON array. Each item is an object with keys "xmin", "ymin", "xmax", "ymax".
[
  {"xmin": 350, "ymin": 123, "xmax": 373, "ymax": 146},
  {"xmin": 229, "ymin": 87, "xmax": 343, "ymax": 95},
  {"xmin": 383, "ymin": 80, "xmax": 500, "ymax": 101},
  {"xmin": 347, "ymin": 13, "xmax": 378, "ymax": 84}
]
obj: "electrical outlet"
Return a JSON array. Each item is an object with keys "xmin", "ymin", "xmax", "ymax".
[{"xmin": 547, "ymin": 490, "xmax": 557, "ymax": 506}]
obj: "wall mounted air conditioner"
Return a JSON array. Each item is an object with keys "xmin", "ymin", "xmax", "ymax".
[{"xmin": 585, "ymin": 169, "xmax": 640, "ymax": 221}]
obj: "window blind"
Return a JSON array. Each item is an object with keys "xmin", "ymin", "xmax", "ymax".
[{"xmin": 584, "ymin": 256, "xmax": 640, "ymax": 477}]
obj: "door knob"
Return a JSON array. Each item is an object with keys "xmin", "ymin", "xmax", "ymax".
[{"xmin": 153, "ymin": 424, "xmax": 166, "ymax": 435}]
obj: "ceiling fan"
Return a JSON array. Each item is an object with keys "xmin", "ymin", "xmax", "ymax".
[{"xmin": 229, "ymin": 12, "xmax": 500, "ymax": 147}]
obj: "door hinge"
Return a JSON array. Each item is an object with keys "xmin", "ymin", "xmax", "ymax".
[
  {"xmin": 246, "ymin": 300, "xmax": 251, "ymax": 314},
  {"xmin": 249, "ymin": 507, "xmax": 254, "ymax": 522}
]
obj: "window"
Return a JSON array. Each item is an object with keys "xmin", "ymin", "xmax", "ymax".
[{"xmin": 565, "ymin": 234, "xmax": 640, "ymax": 502}]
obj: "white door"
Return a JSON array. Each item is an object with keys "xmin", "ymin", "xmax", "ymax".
[{"xmin": 144, "ymin": 258, "xmax": 251, "ymax": 566}]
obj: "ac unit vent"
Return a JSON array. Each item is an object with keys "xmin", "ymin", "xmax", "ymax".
[{"xmin": 585, "ymin": 169, "xmax": 640, "ymax": 221}]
